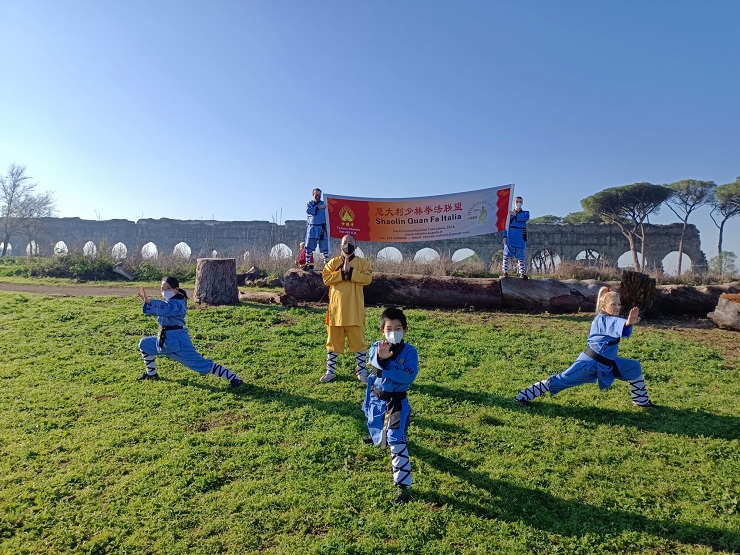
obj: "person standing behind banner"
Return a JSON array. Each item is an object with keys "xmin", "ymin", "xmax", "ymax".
[
  {"xmin": 502, "ymin": 195, "xmax": 530, "ymax": 279},
  {"xmin": 320, "ymin": 235, "xmax": 373, "ymax": 384},
  {"xmin": 304, "ymin": 187, "xmax": 330, "ymax": 270}
]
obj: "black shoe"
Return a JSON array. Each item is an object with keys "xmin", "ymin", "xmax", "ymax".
[
  {"xmin": 300, "ymin": 265, "xmax": 309, "ymax": 271},
  {"xmin": 514, "ymin": 397, "xmax": 530, "ymax": 406},
  {"xmin": 362, "ymin": 435, "xmax": 374, "ymax": 445},
  {"xmin": 138, "ymin": 372, "xmax": 159, "ymax": 381},
  {"xmin": 393, "ymin": 485, "xmax": 412, "ymax": 504},
  {"xmin": 633, "ymin": 401, "xmax": 658, "ymax": 408},
  {"xmin": 521, "ymin": 274, "xmax": 529, "ymax": 280},
  {"xmin": 308, "ymin": 264, "xmax": 314, "ymax": 271},
  {"xmin": 230, "ymin": 377, "xmax": 244, "ymax": 388},
  {"xmin": 502, "ymin": 272, "xmax": 509, "ymax": 278}
]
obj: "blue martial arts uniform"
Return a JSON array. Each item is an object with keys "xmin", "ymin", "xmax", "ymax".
[
  {"xmin": 305, "ymin": 199, "xmax": 329, "ymax": 264},
  {"xmin": 502, "ymin": 209, "xmax": 530, "ymax": 261},
  {"xmin": 364, "ymin": 341, "xmax": 418, "ymax": 487},
  {"xmin": 548, "ymin": 313, "xmax": 642, "ymax": 393},
  {"xmin": 139, "ymin": 294, "xmax": 216, "ymax": 375}
]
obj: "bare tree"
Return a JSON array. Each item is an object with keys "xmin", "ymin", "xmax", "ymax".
[
  {"xmin": 0, "ymin": 164, "xmax": 57, "ymax": 256},
  {"xmin": 665, "ymin": 179, "xmax": 716, "ymax": 275},
  {"xmin": 581, "ymin": 183, "xmax": 673, "ymax": 272}
]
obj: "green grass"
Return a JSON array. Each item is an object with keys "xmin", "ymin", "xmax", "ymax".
[{"xmin": 0, "ymin": 292, "xmax": 737, "ymax": 554}]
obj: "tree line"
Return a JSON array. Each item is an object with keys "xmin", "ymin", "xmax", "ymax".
[{"xmin": 529, "ymin": 179, "xmax": 740, "ymax": 275}]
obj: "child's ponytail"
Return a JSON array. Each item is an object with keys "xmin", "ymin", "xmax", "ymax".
[{"xmin": 596, "ymin": 286, "xmax": 610, "ymax": 314}]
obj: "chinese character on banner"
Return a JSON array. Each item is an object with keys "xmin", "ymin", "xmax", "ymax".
[{"xmin": 323, "ymin": 185, "xmax": 514, "ymax": 243}]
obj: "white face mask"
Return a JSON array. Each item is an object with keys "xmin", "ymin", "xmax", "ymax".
[
  {"xmin": 384, "ymin": 330, "xmax": 404, "ymax": 344},
  {"xmin": 162, "ymin": 290, "xmax": 175, "ymax": 300},
  {"xmin": 515, "ymin": 202, "xmax": 523, "ymax": 209}
]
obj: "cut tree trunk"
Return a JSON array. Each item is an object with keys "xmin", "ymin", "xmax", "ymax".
[
  {"xmin": 619, "ymin": 271, "xmax": 657, "ymax": 315},
  {"xmin": 282, "ymin": 268, "xmax": 740, "ymax": 317},
  {"xmin": 500, "ymin": 277, "xmax": 610, "ymax": 313},
  {"xmin": 654, "ymin": 282, "xmax": 740, "ymax": 317},
  {"xmin": 283, "ymin": 269, "xmax": 608, "ymax": 312},
  {"xmin": 238, "ymin": 290, "xmax": 298, "ymax": 307},
  {"xmin": 194, "ymin": 258, "xmax": 238, "ymax": 305},
  {"xmin": 367, "ymin": 273, "xmax": 502, "ymax": 309},
  {"xmin": 707, "ymin": 293, "xmax": 740, "ymax": 331}
]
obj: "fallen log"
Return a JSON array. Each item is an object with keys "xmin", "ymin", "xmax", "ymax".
[
  {"xmin": 707, "ymin": 293, "xmax": 740, "ymax": 331},
  {"xmin": 283, "ymin": 269, "xmax": 607, "ymax": 312},
  {"xmin": 238, "ymin": 290, "xmax": 298, "ymax": 307},
  {"xmin": 500, "ymin": 277, "xmax": 613, "ymax": 313},
  {"xmin": 652, "ymin": 282, "xmax": 740, "ymax": 316},
  {"xmin": 282, "ymin": 268, "xmax": 740, "ymax": 316},
  {"xmin": 283, "ymin": 268, "xmax": 503, "ymax": 308}
]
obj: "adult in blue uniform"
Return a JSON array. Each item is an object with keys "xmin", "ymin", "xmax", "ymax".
[
  {"xmin": 304, "ymin": 187, "xmax": 329, "ymax": 270},
  {"xmin": 363, "ymin": 307, "xmax": 419, "ymax": 504},
  {"xmin": 502, "ymin": 195, "xmax": 529, "ymax": 279},
  {"xmin": 137, "ymin": 276, "xmax": 243, "ymax": 387},
  {"xmin": 515, "ymin": 286, "xmax": 657, "ymax": 407}
]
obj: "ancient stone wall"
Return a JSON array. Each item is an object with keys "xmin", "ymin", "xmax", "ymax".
[{"xmin": 8, "ymin": 217, "xmax": 707, "ymax": 272}]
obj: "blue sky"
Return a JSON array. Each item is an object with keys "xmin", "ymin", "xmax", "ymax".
[{"xmin": 1, "ymin": 0, "xmax": 738, "ymax": 265}]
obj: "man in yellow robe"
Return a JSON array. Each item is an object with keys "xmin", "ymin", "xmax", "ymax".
[{"xmin": 320, "ymin": 234, "xmax": 373, "ymax": 383}]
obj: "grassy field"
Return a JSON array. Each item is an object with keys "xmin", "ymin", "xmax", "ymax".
[{"xmin": 0, "ymin": 290, "xmax": 738, "ymax": 554}]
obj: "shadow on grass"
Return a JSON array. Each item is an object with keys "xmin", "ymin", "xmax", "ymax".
[
  {"xmin": 414, "ymin": 444, "xmax": 739, "ymax": 552},
  {"xmin": 413, "ymin": 383, "xmax": 740, "ymax": 441},
  {"xmin": 162, "ymin": 374, "xmax": 367, "ymax": 423}
]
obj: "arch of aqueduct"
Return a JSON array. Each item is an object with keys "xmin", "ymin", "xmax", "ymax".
[{"xmin": 6, "ymin": 217, "xmax": 708, "ymax": 272}]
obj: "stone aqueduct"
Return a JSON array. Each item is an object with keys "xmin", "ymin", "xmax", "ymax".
[{"xmin": 6, "ymin": 217, "xmax": 708, "ymax": 272}]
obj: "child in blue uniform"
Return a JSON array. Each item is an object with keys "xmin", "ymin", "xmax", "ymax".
[
  {"xmin": 502, "ymin": 196, "xmax": 529, "ymax": 279},
  {"xmin": 137, "ymin": 276, "xmax": 243, "ymax": 388},
  {"xmin": 515, "ymin": 286, "xmax": 657, "ymax": 407},
  {"xmin": 305, "ymin": 187, "xmax": 329, "ymax": 269},
  {"xmin": 363, "ymin": 307, "xmax": 419, "ymax": 504}
]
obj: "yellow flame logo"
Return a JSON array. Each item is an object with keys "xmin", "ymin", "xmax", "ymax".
[{"xmin": 339, "ymin": 206, "xmax": 355, "ymax": 224}]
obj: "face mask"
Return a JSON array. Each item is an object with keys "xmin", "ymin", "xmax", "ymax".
[
  {"xmin": 162, "ymin": 290, "xmax": 175, "ymax": 300},
  {"xmin": 342, "ymin": 244, "xmax": 355, "ymax": 254},
  {"xmin": 515, "ymin": 202, "xmax": 523, "ymax": 209},
  {"xmin": 385, "ymin": 330, "xmax": 403, "ymax": 344}
]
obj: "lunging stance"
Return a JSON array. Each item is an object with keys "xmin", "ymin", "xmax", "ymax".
[
  {"xmin": 515, "ymin": 286, "xmax": 657, "ymax": 408},
  {"xmin": 137, "ymin": 276, "xmax": 243, "ymax": 388}
]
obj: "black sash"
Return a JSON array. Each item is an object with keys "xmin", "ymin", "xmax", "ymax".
[
  {"xmin": 583, "ymin": 347, "xmax": 621, "ymax": 378},
  {"xmin": 157, "ymin": 325, "xmax": 183, "ymax": 348},
  {"xmin": 371, "ymin": 386, "xmax": 407, "ymax": 402}
]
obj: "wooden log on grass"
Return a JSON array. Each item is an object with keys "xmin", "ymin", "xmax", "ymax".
[
  {"xmin": 283, "ymin": 268, "xmax": 503, "ymax": 308},
  {"xmin": 656, "ymin": 282, "xmax": 740, "ymax": 317},
  {"xmin": 284, "ymin": 269, "xmax": 603, "ymax": 311},
  {"xmin": 707, "ymin": 293, "xmax": 740, "ymax": 331},
  {"xmin": 194, "ymin": 258, "xmax": 238, "ymax": 305},
  {"xmin": 238, "ymin": 290, "xmax": 298, "ymax": 307}
]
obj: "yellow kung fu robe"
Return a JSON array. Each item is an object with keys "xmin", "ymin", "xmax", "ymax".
[{"xmin": 322, "ymin": 254, "xmax": 373, "ymax": 327}]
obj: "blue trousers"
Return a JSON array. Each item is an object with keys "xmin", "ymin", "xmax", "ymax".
[
  {"xmin": 549, "ymin": 353, "xmax": 643, "ymax": 394},
  {"xmin": 139, "ymin": 333, "xmax": 213, "ymax": 375},
  {"xmin": 305, "ymin": 225, "xmax": 329, "ymax": 264}
]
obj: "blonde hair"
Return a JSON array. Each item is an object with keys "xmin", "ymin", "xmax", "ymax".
[{"xmin": 596, "ymin": 286, "xmax": 620, "ymax": 314}]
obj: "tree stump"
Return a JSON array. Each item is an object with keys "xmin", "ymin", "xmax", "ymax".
[
  {"xmin": 194, "ymin": 258, "xmax": 238, "ymax": 305},
  {"xmin": 707, "ymin": 293, "xmax": 740, "ymax": 331},
  {"xmin": 619, "ymin": 271, "xmax": 656, "ymax": 316}
]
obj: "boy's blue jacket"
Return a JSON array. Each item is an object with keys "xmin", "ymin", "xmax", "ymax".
[{"xmin": 368, "ymin": 341, "xmax": 418, "ymax": 393}]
